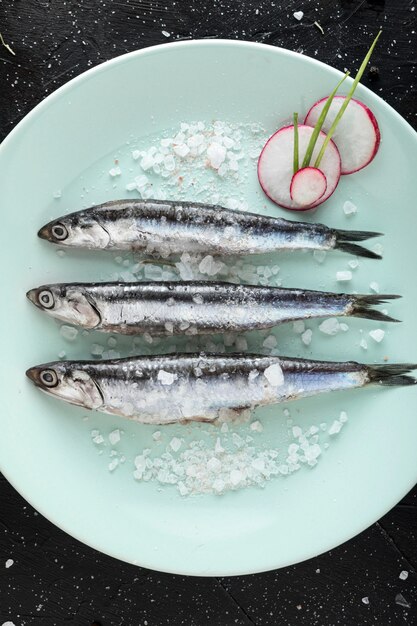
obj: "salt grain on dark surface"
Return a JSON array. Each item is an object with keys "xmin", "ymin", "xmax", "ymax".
[{"xmin": 1, "ymin": 0, "xmax": 417, "ymax": 624}]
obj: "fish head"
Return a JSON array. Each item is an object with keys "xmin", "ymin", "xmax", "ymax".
[
  {"xmin": 26, "ymin": 284, "xmax": 101, "ymax": 329},
  {"xmin": 26, "ymin": 362, "xmax": 104, "ymax": 410},
  {"xmin": 38, "ymin": 212, "xmax": 110, "ymax": 248}
]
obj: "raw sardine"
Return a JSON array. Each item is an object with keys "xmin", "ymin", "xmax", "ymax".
[
  {"xmin": 26, "ymin": 354, "xmax": 416, "ymax": 424},
  {"xmin": 38, "ymin": 199, "xmax": 381, "ymax": 258},
  {"xmin": 26, "ymin": 281, "xmax": 399, "ymax": 334}
]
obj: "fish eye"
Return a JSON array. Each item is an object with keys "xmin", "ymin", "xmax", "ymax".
[
  {"xmin": 51, "ymin": 223, "xmax": 68, "ymax": 240},
  {"xmin": 38, "ymin": 290, "xmax": 55, "ymax": 309},
  {"xmin": 39, "ymin": 369, "xmax": 59, "ymax": 387}
]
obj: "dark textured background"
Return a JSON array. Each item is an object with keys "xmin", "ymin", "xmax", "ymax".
[{"xmin": 1, "ymin": 1, "xmax": 416, "ymax": 624}]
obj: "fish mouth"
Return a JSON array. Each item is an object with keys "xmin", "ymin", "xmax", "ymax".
[
  {"xmin": 38, "ymin": 224, "xmax": 52, "ymax": 241},
  {"xmin": 26, "ymin": 366, "xmax": 42, "ymax": 386},
  {"xmin": 26, "ymin": 288, "xmax": 40, "ymax": 307}
]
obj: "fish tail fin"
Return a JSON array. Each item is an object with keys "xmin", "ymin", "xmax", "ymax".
[
  {"xmin": 367, "ymin": 363, "xmax": 417, "ymax": 386},
  {"xmin": 350, "ymin": 294, "xmax": 401, "ymax": 323},
  {"xmin": 334, "ymin": 228, "xmax": 382, "ymax": 259}
]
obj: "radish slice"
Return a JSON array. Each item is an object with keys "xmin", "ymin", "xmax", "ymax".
[
  {"xmin": 305, "ymin": 96, "xmax": 380, "ymax": 174},
  {"xmin": 290, "ymin": 167, "xmax": 327, "ymax": 207},
  {"xmin": 258, "ymin": 125, "xmax": 341, "ymax": 210}
]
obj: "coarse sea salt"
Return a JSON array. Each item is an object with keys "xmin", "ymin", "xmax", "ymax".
[
  {"xmin": 301, "ymin": 329, "xmax": 313, "ymax": 346},
  {"xmin": 343, "ymin": 200, "xmax": 357, "ymax": 215},
  {"xmin": 319, "ymin": 318, "xmax": 340, "ymax": 336},
  {"xmin": 293, "ymin": 10, "xmax": 304, "ymax": 20},
  {"xmin": 263, "ymin": 334, "xmax": 278, "ymax": 350},
  {"xmin": 157, "ymin": 370, "xmax": 177, "ymax": 385},
  {"xmin": 399, "ymin": 570, "xmax": 409, "ymax": 580},
  {"xmin": 109, "ymin": 429, "xmax": 121, "ymax": 445},
  {"xmin": 264, "ymin": 363, "xmax": 284, "ymax": 386},
  {"xmin": 369, "ymin": 281, "xmax": 379, "ymax": 293},
  {"xmin": 369, "ymin": 329, "xmax": 385, "ymax": 343},
  {"xmin": 313, "ymin": 250, "xmax": 326, "ymax": 264},
  {"xmin": 5, "ymin": 559, "xmax": 13, "ymax": 568},
  {"xmin": 60, "ymin": 325, "xmax": 78, "ymax": 341},
  {"xmin": 109, "ymin": 165, "xmax": 122, "ymax": 177},
  {"xmin": 336, "ymin": 270, "xmax": 352, "ymax": 282}
]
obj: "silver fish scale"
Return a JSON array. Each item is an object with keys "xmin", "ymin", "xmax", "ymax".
[{"xmin": 62, "ymin": 354, "xmax": 368, "ymax": 424}]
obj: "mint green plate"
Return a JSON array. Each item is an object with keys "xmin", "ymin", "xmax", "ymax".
[{"xmin": 1, "ymin": 41, "xmax": 417, "ymax": 576}]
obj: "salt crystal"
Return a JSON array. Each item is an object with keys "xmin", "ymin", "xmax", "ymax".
[
  {"xmin": 162, "ymin": 30, "xmax": 170, "ymax": 37},
  {"xmin": 132, "ymin": 149, "xmax": 141, "ymax": 160},
  {"xmin": 328, "ymin": 420, "xmax": 342, "ymax": 435},
  {"xmin": 5, "ymin": 559, "xmax": 13, "ymax": 568},
  {"xmin": 220, "ymin": 423, "xmax": 229, "ymax": 434},
  {"xmin": 93, "ymin": 434, "xmax": 104, "ymax": 444},
  {"xmin": 369, "ymin": 329, "xmax": 385, "ymax": 343},
  {"xmin": 170, "ymin": 437, "xmax": 182, "ymax": 452},
  {"xmin": 362, "ymin": 597, "xmax": 370, "ymax": 605},
  {"xmin": 213, "ymin": 478, "xmax": 225, "ymax": 493},
  {"xmin": 250, "ymin": 420, "xmax": 263, "ymax": 433},
  {"xmin": 373, "ymin": 243, "xmax": 383, "ymax": 256},
  {"xmin": 58, "ymin": 350, "xmax": 66, "ymax": 359},
  {"xmin": 207, "ymin": 143, "xmax": 227, "ymax": 169},
  {"xmin": 301, "ymin": 329, "xmax": 313, "ymax": 346},
  {"xmin": 2, "ymin": 622, "xmax": 16, "ymax": 626},
  {"xmin": 399, "ymin": 570, "xmax": 409, "ymax": 580},
  {"xmin": 135, "ymin": 174, "xmax": 149, "ymax": 190},
  {"xmin": 207, "ymin": 457, "xmax": 222, "ymax": 472},
  {"xmin": 264, "ymin": 363, "xmax": 284, "ymax": 386},
  {"xmin": 230, "ymin": 469, "xmax": 243, "ymax": 486},
  {"xmin": 320, "ymin": 422, "xmax": 327, "ymax": 431},
  {"xmin": 293, "ymin": 10, "xmax": 304, "ymax": 20},
  {"xmin": 249, "ymin": 370, "xmax": 259, "ymax": 382},
  {"xmin": 56, "ymin": 249, "xmax": 66, "ymax": 257},
  {"xmin": 109, "ymin": 166, "xmax": 122, "ymax": 177},
  {"xmin": 339, "ymin": 323, "xmax": 349, "ymax": 332},
  {"xmin": 235, "ymin": 336, "xmax": 248, "ymax": 351},
  {"xmin": 232, "ymin": 433, "xmax": 244, "ymax": 448},
  {"xmin": 395, "ymin": 593, "xmax": 411, "ymax": 609},
  {"xmin": 152, "ymin": 431, "xmax": 161, "ymax": 441},
  {"xmin": 252, "ymin": 458, "xmax": 265, "ymax": 472},
  {"xmin": 293, "ymin": 320, "xmax": 305, "ymax": 334},
  {"xmin": 319, "ymin": 318, "xmax": 340, "ymax": 335},
  {"xmin": 60, "ymin": 325, "xmax": 78, "ymax": 341},
  {"xmin": 91, "ymin": 343, "xmax": 104, "ymax": 356},
  {"xmin": 336, "ymin": 270, "xmax": 352, "ymax": 282},
  {"xmin": 173, "ymin": 144, "xmax": 190, "ymax": 158},
  {"xmin": 292, "ymin": 426, "xmax": 302, "ymax": 438},
  {"xmin": 348, "ymin": 259, "xmax": 359, "ymax": 269},
  {"xmin": 53, "ymin": 190, "xmax": 62, "ymax": 199},
  {"xmin": 313, "ymin": 250, "xmax": 326, "ymax": 263},
  {"xmin": 158, "ymin": 370, "xmax": 177, "ymax": 385},
  {"xmin": 215, "ymin": 437, "xmax": 224, "ymax": 454},
  {"xmin": 109, "ymin": 429, "xmax": 121, "ymax": 445},
  {"xmin": 308, "ymin": 425, "xmax": 319, "ymax": 435},
  {"xmin": 339, "ymin": 411, "xmax": 348, "ymax": 423},
  {"xmin": 343, "ymin": 200, "xmax": 357, "ymax": 215},
  {"xmin": 263, "ymin": 335, "xmax": 278, "ymax": 349},
  {"xmin": 178, "ymin": 482, "xmax": 189, "ymax": 496},
  {"xmin": 108, "ymin": 459, "xmax": 119, "ymax": 472},
  {"xmin": 369, "ymin": 281, "xmax": 379, "ymax": 293},
  {"xmin": 360, "ymin": 338, "xmax": 368, "ymax": 350},
  {"xmin": 107, "ymin": 337, "xmax": 118, "ymax": 349}
]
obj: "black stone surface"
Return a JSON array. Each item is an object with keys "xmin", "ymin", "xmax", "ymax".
[{"xmin": 1, "ymin": 1, "xmax": 416, "ymax": 624}]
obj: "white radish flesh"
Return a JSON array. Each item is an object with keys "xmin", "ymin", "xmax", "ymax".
[
  {"xmin": 305, "ymin": 96, "xmax": 380, "ymax": 174},
  {"xmin": 258, "ymin": 125, "xmax": 341, "ymax": 210},
  {"xmin": 290, "ymin": 167, "xmax": 327, "ymax": 207}
]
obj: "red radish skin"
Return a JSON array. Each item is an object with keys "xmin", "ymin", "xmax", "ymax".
[
  {"xmin": 305, "ymin": 96, "xmax": 380, "ymax": 174},
  {"xmin": 290, "ymin": 167, "xmax": 327, "ymax": 207},
  {"xmin": 258, "ymin": 125, "xmax": 341, "ymax": 211}
]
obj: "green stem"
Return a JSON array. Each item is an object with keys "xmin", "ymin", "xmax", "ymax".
[
  {"xmin": 302, "ymin": 71, "xmax": 350, "ymax": 169},
  {"xmin": 314, "ymin": 30, "xmax": 382, "ymax": 168},
  {"xmin": 293, "ymin": 112, "xmax": 299, "ymax": 174}
]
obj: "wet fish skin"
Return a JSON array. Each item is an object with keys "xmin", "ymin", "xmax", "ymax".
[
  {"xmin": 26, "ymin": 354, "xmax": 416, "ymax": 424},
  {"xmin": 37, "ymin": 199, "xmax": 381, "ymax": 258},
  {"xmin": 26, "ymin": 281, "xmax": 400, "ymax": 335}
]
